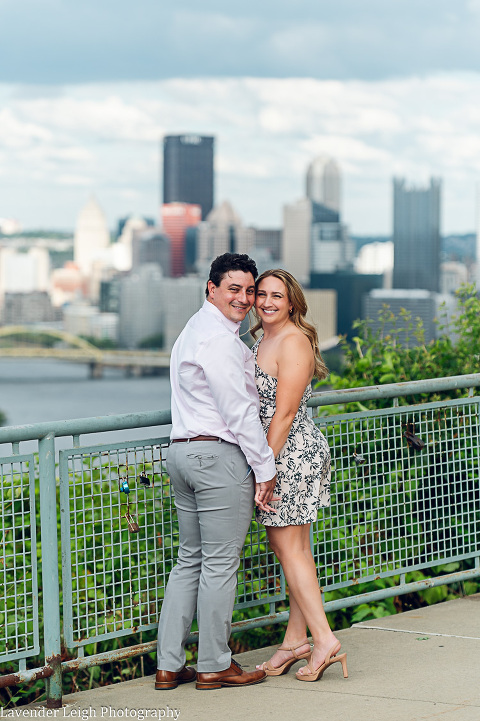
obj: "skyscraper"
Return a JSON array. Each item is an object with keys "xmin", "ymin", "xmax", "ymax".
[
  {"xmin": 393, "ymin": 178, "xmax": 441, "ymax": 292},
  {"xmin": 118, "ymin": 264, "xmax": 164, "ymax": 349},
  {"xmin": 282, "ymin": 198, "xmax": 312, "ymax": 286},
  {"xmin": 196, "ymin": 201, "xmax": 254, "ymax": 267},
  {"xmin": 162, "ymin": 135, "xmax": 214, "ymax": 220},
  {"xmin": 282, "ymin": 197, "xmax": 353, "ymax": 285},
  {"xmin": 74, "ymin": 196, "xmax": 110, "ymax": 277},
  {"xmin": 306, "ymin": 156, "xmax": 341, "ymax": 213},
  {"xmin": 132, "ymin": 227, "xmax": 171, "ymax": 278},
  {"xmin": 250, "ymin": 228, "xmax": 281, "ymax": 261},
  {"xmin": 161, "ymin": 203, "xmax": 201, "ymax": 277}
]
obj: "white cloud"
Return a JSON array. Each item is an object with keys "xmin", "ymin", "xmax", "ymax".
[
  {"xmin": 55, "ymin": 174, "xmax": 94, "ymax": 187},
  {"xmin": 267, "ymin": 23, "xmax": 332, "ymax": 69},
  {"xmin": 468, "ymin": 0, "xmax": 480, "ymax": 14},
  {"xmin": 0, "ymin": 108, "xmax": 53, "ymax": 148},
  {"xmin": 302, "ymin": 135, "xmax": 392, "ymax": 168},
  {"xmin": 216, "ymin": 155, "xmax": 271, "ymax": 178},
  {"xmin": 1, "ymin": 73, "xmax": 480, "ymax": 233},
  {"xmin": 174, "ymin": 10, "xmax": 256, "ymax": 38},
  {"xmin": 25, "ymin": 145, "xmax": 94, "ymax": 164},
  {"xmin": 16, "ymin": 95, "xmax": 160, "ymax": 142},
  {"xmin": 118, "ymin": 189, "xmax": 141, "ymax": 200},
  {"xmin": 3, "ymin": 0, "xmax": 480, "ymax": 86}
]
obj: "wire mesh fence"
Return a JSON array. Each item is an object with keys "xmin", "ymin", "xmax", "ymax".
[
  {"xmin": 0, "ymin": 454, "xmax": 39, "ymax": 662},
  {"xmin": 59, "ymin": 438, "xmax": 284, "ymax": 649},
  {"xmin": 313, "ymin": 397, "xmax": 480, "ymax": 590},
  {"xmin": 0, "ymin": 378, "xmax": 479, "ymax": 705}
]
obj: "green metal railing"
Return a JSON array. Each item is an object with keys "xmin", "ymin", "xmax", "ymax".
[{"xmin": 1, "ymin": 374, "xmax": 480, "ymax": 706}]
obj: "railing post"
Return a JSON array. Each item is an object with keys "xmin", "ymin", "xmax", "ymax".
[{"xmin": 38, "ymin": 433, "xmax": 62, "ymax": 708}]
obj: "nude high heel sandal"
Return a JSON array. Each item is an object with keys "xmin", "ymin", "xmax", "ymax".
[
  {"xmin": 295, "ymin": 642, "xmax": 348, "ymax": 682},
  {"xmin": 258, "ymin": 640, "xmax": 312, "ymax": 676}
]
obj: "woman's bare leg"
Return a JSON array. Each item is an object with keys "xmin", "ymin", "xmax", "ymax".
[
  {"xmin": 264, "ymin": 524, "xmax": 339, "ymax": 672},
  {"xmin": 256, "ymin": 526, "xmax": 310, "ymax": 669}
]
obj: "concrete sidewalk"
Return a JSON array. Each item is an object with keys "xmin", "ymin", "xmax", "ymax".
[{"xmin": 24, "ymin": 595, "xmax": 480, "ymax": 721}]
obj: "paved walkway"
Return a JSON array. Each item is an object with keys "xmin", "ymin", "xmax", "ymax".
[{"xmin": 25, "ymin": 595, "xmax": 480, "ymax": 721}]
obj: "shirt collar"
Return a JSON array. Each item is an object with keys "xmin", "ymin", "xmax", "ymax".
[{"xmin": 202, "ymin": 299, "xmax": 241, "ymax": 334}]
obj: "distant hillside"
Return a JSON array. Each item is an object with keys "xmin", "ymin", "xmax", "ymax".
[
  {"xmin": 442, "ymin": 233, "xmax": 476, "ymax": 262},
  {"xmin": 352, "ymin": 236, "xmax": 390, "ymax": 252},
  {"xmin": 0, "ymin": 230, "xmax": 73, "ymax": 239},
  {"xmin": 353, "ymin": 234, "xmax": 476, "ymax": 263}
]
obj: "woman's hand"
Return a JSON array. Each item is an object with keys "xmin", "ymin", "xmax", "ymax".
[{"xmin": 255, "ymin": 476, "xmax": 279, "ymax": 512}]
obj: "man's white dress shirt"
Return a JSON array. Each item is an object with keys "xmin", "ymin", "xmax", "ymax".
[{"xmin": 170, "ymin": 300, "xmax": 276, "ymax": 484}]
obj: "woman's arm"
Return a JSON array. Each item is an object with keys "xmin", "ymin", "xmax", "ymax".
[{"xmin": 266, "ymin": 333, "xmax": 314, "ymax": 458}]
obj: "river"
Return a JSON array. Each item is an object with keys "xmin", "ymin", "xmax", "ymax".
[{"xmin": 0, "ymin": 358, "xmax": 172, "ymax": 455}]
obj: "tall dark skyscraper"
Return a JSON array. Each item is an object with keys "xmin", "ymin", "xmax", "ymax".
[
  {"xmin": 162, "ymin": 135, "xmax": 214, "ymax": 220},
  {"xmin": 393, "ymin": 177, "xmax": 441, "ymax": 292}
]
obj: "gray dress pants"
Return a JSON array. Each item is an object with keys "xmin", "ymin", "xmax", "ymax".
[{"xmin": 157, "ymin": 440, "xmax": 254, "ymax": 672}]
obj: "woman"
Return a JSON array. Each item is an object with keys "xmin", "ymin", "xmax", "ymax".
[{"xmin": 251, "ymin": 269, "xmax": 347, "ymax": 682}]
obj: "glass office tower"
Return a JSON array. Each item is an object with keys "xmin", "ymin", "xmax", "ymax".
[
  {"xmin": 162, "ymin": 135, "xmax": 214, "ymax": 221},
  {"xmin": 393, "ymin": 178, "xmax": 441, "ymax": 292}
]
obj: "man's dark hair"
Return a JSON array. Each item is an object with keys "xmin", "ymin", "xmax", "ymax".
[{"xmin": 205, "ymin": 253, "xmax": 258, "ymax": 297}]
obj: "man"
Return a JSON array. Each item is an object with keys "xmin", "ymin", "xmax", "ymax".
[{"xmin": 156, "ymin": 253, "xmax": 277, "ymax": 691}]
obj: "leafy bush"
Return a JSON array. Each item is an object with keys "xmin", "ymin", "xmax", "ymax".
[
  {"xmin": 79, "ymin": 335, "xmax": 118, "ymax": 350},
  {"xmin": 0, "ymin": 459, "xmax": 280, "ymax": 708},
  {"xmin": 317, "ymin": 283, "xmax": 480, "ymax": 412},
  {"xmin": 137, "ymin": 334, "xmax": 164, "ymax": 350},
  {"xmin": 311, "ymin": 282, "xmax": 480, "ymax": 626}
]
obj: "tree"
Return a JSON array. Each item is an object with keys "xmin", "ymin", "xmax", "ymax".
[
  {"xmin": 79, "ymin": 335, "xmax": 118, "ymax": 350},
  {"xmin": 317, "ymin": 284, "xmax": 480, "ymax": 411},
  {"xmin": 137, "ymin": 333, "xmax": 164, "ymax": 350}
]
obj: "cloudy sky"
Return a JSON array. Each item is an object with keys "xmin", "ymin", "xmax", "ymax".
[{"xmin": 2, "ymin": 0, "xmax": 480, "ymax": 234}]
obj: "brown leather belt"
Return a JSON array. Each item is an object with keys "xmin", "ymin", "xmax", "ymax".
[{"xmin": 170, "ymin": 435, "xmax": 221, "ymax": 444}]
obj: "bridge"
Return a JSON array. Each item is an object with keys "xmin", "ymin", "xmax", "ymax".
[{"xmin": 0, "ymin": 325, "xmax": 170, "ymax": 376}]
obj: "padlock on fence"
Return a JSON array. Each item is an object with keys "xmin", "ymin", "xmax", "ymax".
[
  {"xmin": 124, "ymin": 511, "xmax": 140, "ymax": 533},
  {"xmin": 121, "ymin": 500, "xmax": 140, "ymax": 534}
]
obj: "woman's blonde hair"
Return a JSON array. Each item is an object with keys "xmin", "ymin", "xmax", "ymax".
[{"xmin": 251, "ymin": 268, "xmax": 328, "ymax": 380}]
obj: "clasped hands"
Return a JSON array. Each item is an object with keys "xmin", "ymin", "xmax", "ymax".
[{"xmin": 254, "ymin": 474, "xmax": 279, "ymax": 513}]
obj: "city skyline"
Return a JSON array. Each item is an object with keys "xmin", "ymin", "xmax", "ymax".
[{"xmin": 1, "ymin": 3, "xmax": 480, "ymax": 235}]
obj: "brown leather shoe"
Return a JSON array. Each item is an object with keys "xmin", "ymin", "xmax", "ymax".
[
  {"xmin": 196, "ymin": 659, "xmax": 267, "ymax": 690},
  {"xmin": 155, "ymin": 666, "xmax": 196, "ymax": 690}
]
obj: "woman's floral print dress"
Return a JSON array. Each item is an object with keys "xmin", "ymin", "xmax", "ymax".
[{"xmin": 253, "ymin": 339, "xmax": 331, "ymax": 527}]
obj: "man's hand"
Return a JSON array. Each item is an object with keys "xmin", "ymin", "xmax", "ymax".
[{"xmin": 254, "ymin": 476, "xmax": 278, "ymax": 513}]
